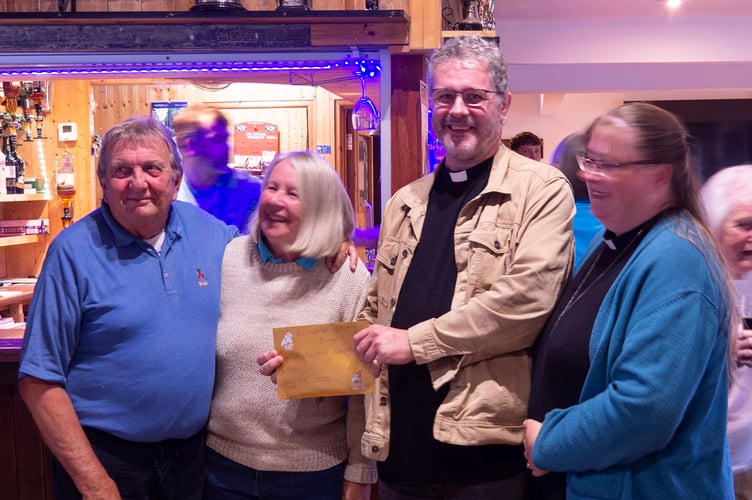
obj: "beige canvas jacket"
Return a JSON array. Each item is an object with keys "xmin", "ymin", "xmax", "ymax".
[{"xmin": 360, "ymin": 145, "xmax": 575, "ymax": 461}]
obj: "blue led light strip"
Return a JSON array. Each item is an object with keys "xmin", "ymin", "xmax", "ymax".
[{"xmin": 0, "ymin": 58, "xmax": 382, "ymax": 79}]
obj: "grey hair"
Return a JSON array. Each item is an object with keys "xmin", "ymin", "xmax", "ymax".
[
  {"xmin": 97, "ymin": 116, "xmax": 182, "ymax": 183},
  {"xmin": 427, "ymin": 35, "xmax": 509, "ymax": 98},
  {"xmin": 701, "ymin": 164, "xmax": 752, "ymax": 237},
  {"xmin": 250, "ymin": 151, "xmax": 355, "ymax": 259}
]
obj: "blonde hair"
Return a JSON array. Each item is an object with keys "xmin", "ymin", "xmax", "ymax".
[
  {"xmin": 250, "ymin": 151, "xmax": 355, "ymax": 259},
  {"xmin": 171, "ymin": 105, "xmax": 228, "ymax": 144}
]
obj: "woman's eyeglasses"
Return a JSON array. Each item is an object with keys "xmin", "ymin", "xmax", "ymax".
[{"xmin": 576, "ymin": 152, "xmax": 656, "ymax": 175}]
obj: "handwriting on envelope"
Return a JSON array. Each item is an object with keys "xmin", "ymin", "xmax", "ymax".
[{"xmin": 273, "ymin": 320, "xmax": 374, "ymax": 399}]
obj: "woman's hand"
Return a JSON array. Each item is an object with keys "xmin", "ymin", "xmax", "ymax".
[
  {"xmin": 257, "ymin": 350, "xmax": 284, "ymax": 384},
  {"xmin": 736, "ymin": 328, "xmax": 752, "ymax": 368},
  {"xmin": 342, "ymin": 480, "xmax": 370, "ymax": 500},
  {"xmin": 523, "ymin": 418, "xmax": 550, "ymax": 477}
]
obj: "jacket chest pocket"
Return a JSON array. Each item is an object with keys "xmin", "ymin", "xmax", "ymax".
[
  {"xmin": 375, "ymin": 239, "xmax": 414, "ymax": 311},
  {"xmin": 466, "ymin": 228, "xmax": 511, "ymax": 290}
]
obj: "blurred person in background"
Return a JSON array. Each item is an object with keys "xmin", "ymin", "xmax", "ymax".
[
  {"xmin": 510, "ymin": 131, "xmax": 543, "ymax": 161},
  {"xmin": 550, "ymin": 132, "xmax": 603, "ymax": 269},
  {"xmin": 173, "ymin": 105, "xmax": 262, "ymax": 234},
  {"xmin": 524, "ymin": 102, "xmax": 734, "ymax": 499},
  {"xmin": 702, "ymin": 164, "xmax": 752, "ymax": 500}
]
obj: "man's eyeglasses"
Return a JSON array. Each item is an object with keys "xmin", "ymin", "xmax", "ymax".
[
  {"xmin": 431, "ymin": 88, "xmax": 500, "ymax": 107},
  {"xmin": 576, "ymin": 152, "xmax": 656, "ymax": 175}
]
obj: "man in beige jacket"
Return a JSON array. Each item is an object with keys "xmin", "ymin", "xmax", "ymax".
[{"xmin": 354, "ymin": 35, "xmax": 574, "ymax": 499}]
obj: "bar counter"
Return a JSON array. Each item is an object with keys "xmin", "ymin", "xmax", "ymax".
[{"xmin": 0, "ymin": 288, "xmax": 54, "ymax": 499}]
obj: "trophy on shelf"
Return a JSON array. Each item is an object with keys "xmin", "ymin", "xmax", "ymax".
[
  {"xmin": 455, "ymin": 0, "xmax": 484, "ymax": 30},
  {"xmin": 55, "ymin": 152, "xmax": 75, "ymax": 228}
]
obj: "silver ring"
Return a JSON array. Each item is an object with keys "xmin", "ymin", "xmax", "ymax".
[{"xmin": 372, "ymin": 358, "xmax": 380, "ymax": 366}]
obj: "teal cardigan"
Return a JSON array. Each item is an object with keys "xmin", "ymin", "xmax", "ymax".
[{"xmin": 533, "ymin": 214, "xmax": 733, "ymax": 499}]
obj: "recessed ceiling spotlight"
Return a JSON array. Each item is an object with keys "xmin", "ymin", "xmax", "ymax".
[{"xmin": 665, "ymin": 0, "xmax": 682, "ymax": 9}]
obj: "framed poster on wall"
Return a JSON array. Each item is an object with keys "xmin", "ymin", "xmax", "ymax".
[{"xmin": 233, "ymin": 121, "xmax": 280, "ymax": 177}]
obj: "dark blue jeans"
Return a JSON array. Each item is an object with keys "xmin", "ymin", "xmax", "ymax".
[
  {"xmin": 202, "ymin": 446, "xmax": 345, "ymax": 500},
  {"xmin": 54, "ymin": 427, "xmax": 205, "ymax": 500},
  {"xmin": 378, "ymin": 471, "xmax": 528, "ymax": 500}
]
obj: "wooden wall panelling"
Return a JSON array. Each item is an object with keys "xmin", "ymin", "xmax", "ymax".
[
  {"xmin": 91, "ymin": 79, "xmax": 334, "ymax": 160},
  {"xmin": 73, "ymin": 1, "xmax": 107, "ymax": 10},
  {"xmin": 311, "ymin": 21, "xmax": 408, "ymax": 47},
  {"xmin": 47, "ymin": 80, "xmax": 95, "ymax": 244},
  {"xmin": 406, "ymin": 0, "xmax": 442, "ymax": 51},
  {"xmin": 311, "ymin": 0, "xmax": 349, "ymax": 9},
  {"xmin": 390, "ymin": 53, "xmax": 426, "ymax": 194},
  {"xmin": 313, "ymin": 86, "xmax": 338, "ymax": 168}
]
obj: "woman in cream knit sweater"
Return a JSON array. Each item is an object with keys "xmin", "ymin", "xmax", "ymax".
[{"xmin": 204, "ymin": 151, "xmax": 375, "ymax": 500}]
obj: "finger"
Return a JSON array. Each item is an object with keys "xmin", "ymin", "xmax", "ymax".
[
  {"xmin": 348, "ymin": 247, "xmax": 358, "ymax": 272},
  {"xmin": 256, "ymin": 350, "xmax": 279, "ymax": 366},
  {"xmin": 259, "ymin": 356, "xmax": 284, "ymax": 376},
  {"xmin": 353, "ymin": 332, "xmax": 367, "ymax": 350}
]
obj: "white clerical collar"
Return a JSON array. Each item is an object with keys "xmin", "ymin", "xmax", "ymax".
[{"xmin": 449, "ymin": 170, "xmax": 468, "ymax": 182}]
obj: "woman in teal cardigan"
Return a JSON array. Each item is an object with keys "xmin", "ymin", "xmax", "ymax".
[{"xmin": 524, "ymin": 102, "xmax": 734, "ymax": 499}]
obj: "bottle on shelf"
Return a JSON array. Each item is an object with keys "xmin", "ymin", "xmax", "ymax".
[
  {"xmin": 56, "ymin": 152, "xmax": 76, "ymax": 228},
  {"xmin": 3, "ymin": 134, "xmax": 17, "ymax": 195},
  {"xmin": 8, "ymin": 140, "xmax": 25, "ymax": 195},
  {"xmin": 0, "ymin": 145, "xmax": 6, "ymax": 196}
]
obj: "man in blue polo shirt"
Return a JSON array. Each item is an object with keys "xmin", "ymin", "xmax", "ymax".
[{"xmin": 18, "ymin": 116, "xmax": 237, "ymax": 499}]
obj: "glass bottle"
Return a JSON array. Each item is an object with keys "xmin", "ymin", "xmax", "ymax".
[
  {"xmin": 3, "ymin": 135, "xmax": 16, "ymax": 195},
  {"xmin": 8, "ymin": 141, "xmax": 24, "ymax": 194}
]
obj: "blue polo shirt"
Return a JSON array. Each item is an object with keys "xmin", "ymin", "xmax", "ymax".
[{"xmin": 19, "ymin": 201, "xmax": 237, "ymax": 442}]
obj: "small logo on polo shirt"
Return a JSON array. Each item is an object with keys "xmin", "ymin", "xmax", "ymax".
[{"xmin": 196, "ymin": 268, "xmax": 208, "ymax": 287}]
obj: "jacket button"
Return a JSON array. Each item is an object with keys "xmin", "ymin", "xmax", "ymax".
[
  {"xmin": 494, "ymin": 240, "xmax": 501, "ymax": 249},
  {"xmin": 390, "ymin": 298, "xmax": 395, "ymax": 306},
  {"xmin": 402, "ymin": 249, "xmax": 408, "ymax": 258},
  {"xmin": 380, "ymin": 396, "xmax": 388, "ymax": 405},
  {"xmin": 390, "ymin": 256, "xmax": 397, "ymax": 265},
  {"xmin": 372, "ymin": 445, "xmax": 379, "ymax": 453}
]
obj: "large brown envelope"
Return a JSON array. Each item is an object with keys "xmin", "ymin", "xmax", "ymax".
[{"xmin": 273, "ymin": 320, "xmax": 375, "ymax": 399}]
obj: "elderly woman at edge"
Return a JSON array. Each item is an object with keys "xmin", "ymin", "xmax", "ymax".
[{"xmin": 702, "ymin": 164, "xmax": 752, "ymax": 500}]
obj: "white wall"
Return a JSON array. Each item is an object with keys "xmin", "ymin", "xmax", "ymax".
[
  {"xmin": 504, "ymin": 89, "xmax": 752, "ymax": 165},
  {"xmin": 495, "ymin": 14, "xmax": 752, "ymax": 163}
]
